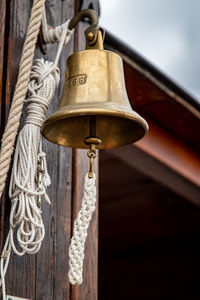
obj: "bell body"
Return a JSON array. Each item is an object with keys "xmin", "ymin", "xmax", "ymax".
[{"xmin": 42, "ymin": 48, "xmax": 148, "ymax": 149}]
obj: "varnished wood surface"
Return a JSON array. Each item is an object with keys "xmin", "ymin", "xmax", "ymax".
[{"xmin": 136, "ymin": 118, "xmax": 200, "ymax": 187}]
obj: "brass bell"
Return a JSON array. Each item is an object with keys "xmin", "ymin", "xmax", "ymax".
[{"xmin": 42, "ymin": 10, "xmax": 148, "ymax": 150}]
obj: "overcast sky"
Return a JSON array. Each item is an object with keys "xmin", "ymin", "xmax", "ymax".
[{"xmin": 100, "ymin": 0, "xmax": 200, "ymax": 102}]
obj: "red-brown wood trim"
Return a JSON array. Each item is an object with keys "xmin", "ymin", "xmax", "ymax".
[
  {"xmin": 136, "ymin": 118, "xmax": 200, "ymax": 187},
  {"xmin": 108, "ymin": 115, "xmax": 200, "ymax": 206},
  {"xmin": 109, "ymin": 133, "xmax": 200, "ymax": 206}
]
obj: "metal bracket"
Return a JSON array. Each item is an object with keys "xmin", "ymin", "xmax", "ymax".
[
  {"xmin": 7, "ymin": 296, "xmax": 31, "ymax": 300},
  {"xmin": 68, "ymin": 9, "xmax": 99, "ymax": 47}
]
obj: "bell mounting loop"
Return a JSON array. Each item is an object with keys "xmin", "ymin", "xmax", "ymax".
[{"xmin": 68, "ymin": 9, "xmax": 99, "ymax": 46}]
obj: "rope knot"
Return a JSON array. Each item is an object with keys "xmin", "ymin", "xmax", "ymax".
[
  {"xmin": 38, "ymin": 152, "xmax": 46, "ymax": 159},
  {"xmin": 30, "ymin": 58, "xmax": 60, "ymax": 86},
  {"xmin": 24, "ymin": 58, "xmax": 60, "ymax": 127}
]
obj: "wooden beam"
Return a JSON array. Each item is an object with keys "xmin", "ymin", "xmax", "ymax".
[
  {"xmin": 109, "ymin": 118, "xmax": 200, "ymax": 206},
  {"xmin": 136, "ymin": 118, "xmax": 200, "ymax": 187}
]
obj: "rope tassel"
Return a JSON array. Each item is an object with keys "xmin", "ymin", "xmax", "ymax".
[{"xmin": 69, "ymin": 173, "xmax": 97, "ymax": 285}]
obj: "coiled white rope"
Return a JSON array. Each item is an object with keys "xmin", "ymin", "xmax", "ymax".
[
  {"xmin": 8, "ymin": 58, "xmax": 60, "ymax": 257},
  {"xmin": 69, "ymin": 174, "xmax": 97, "ymax": 285},
  {"xmin": 0, "ymin": 0, "xmax": 46, "ymax": 200},
  {"xmin": 0, "ymin": 15, "xmax": 74, "ymax": 299}
]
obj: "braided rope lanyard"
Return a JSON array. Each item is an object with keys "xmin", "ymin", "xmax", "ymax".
[
  {"xmin": 68, "ymin": 140, "xmax": 99, "ymax": 285},
  {"xmin": 0, "ymin": 9, "xmax": 74, "ymax": 299}
]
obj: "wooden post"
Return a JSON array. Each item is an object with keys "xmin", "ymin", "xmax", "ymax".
[{"xmin": 0, "ymin": 0, "xmax": 99, "ymax": 299}]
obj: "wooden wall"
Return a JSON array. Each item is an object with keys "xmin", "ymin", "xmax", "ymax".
[{"xmin": 0, "ymin": 1, "xmax": 98, "ymax": 299}]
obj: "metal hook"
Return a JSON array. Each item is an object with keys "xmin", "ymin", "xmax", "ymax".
[
  {"xmin": 68, "ymin": 9, "xmax": 98, "ymax": 30},
  {"xmin": 69, "ymin": 9, "xmax": 99, "ymax": 46}
]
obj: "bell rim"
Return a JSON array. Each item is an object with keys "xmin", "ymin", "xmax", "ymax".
[{"xmin": 42, "ymin": 104, "xmax": 148, "ymax": 149}]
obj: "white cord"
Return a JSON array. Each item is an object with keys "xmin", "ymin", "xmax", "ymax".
[{"xmin": 8, "ymin": 58, "xmax": 60, "ymax": 257}]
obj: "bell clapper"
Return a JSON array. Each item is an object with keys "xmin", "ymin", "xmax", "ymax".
[
  {"xmin": 85, "ymin": 136, "xmax": 101, "ymax": 178},
  {"xmin": 87, "ymin": 144, "xmax": 97, "ymax": 178},
  {"xmin": 84, "ymin": 116, "xmax": 102, "ymax": 178}
]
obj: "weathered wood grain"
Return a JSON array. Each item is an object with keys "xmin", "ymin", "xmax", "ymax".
[
  {"xmin": 35, "ymin": 1, "xmax": 74, "ymax": 299},
  {"xmin": 1, "ymin": 2, "xmax": 36, "ymax": 298},
  {"xmin": 0, "ymin": 0, "xmax": 6, "ymax": 120},
  {"xmin": 0, "ymin": 0, "xmax": 74, "ymax": 299},
  {"xmin": 0, "ymin": 0, "xmax": 7, "ymax": 252}
]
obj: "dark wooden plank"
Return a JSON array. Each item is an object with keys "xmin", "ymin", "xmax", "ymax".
[
  {"xmin": 0, "ymin": 0, "xmax": 6, "ymax": 110},
  {"xmin": 1, "ymin": 1, "xmax": 36, "ymax": 299},
  {"xmin": 0, "ymin": 1, "xmax": 74, "ymax": 299},
  {"xmin": 34, "ymin": 0, "xmax": 74, "ymax": 299},
  {"xmin": 0, "ymin": 0, "xmax": 7, "ymax": 251}
]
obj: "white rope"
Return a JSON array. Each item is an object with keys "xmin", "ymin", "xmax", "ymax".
[
  {"xmin": 0, "ymin": 16, "xmax": 74, "ymax": 299},
  {"xmin": 0, "ymin": 0, "xmax": 46, "ymax": 202},
  {"xmin": 8, "ymin": 58, "xmax": 60, "ymax": 257},
  {"xmin": 68, "ymin": 173, "xmax": 97, "ymax": 285}
]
